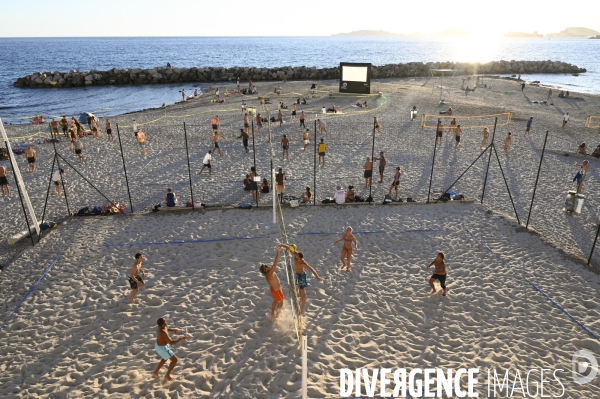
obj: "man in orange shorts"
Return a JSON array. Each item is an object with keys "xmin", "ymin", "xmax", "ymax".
[{"xmin": 260, "ymin": 245, "xmax": 285, "ymax": 318}]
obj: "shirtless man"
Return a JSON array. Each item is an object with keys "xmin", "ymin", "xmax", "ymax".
[
  {"xmin": 389, "ymin": 166, "xmax": 402, "ymax": 199},
  {"xmin": 278, "ymin": 110, "xmax": 283, "ymax": 127},
  {"xmin": 243, "ymin": 113, "xmax": 250, "ymax": 135},
  {"xmin": 280, "ymin": 244, "xmax": 323, "ymax": 315},
  {"xmin": 213, "ymin": 131, "xmax": 224, "ymax": 156},
  {"xmin": 128, "ymin": 253, "xmax": 146, "ymax": 302},
  {"xmin": 290, "ymin": 103, "xmax": 297, "ymax": 121},
  {"xmin": 60, "ymin": 116, "xmax": 69, "ymax": 137},
  {"xmin": 259, "ymin": 245, "xmax": 285, "ymax": 318},
  {"xmin": 504, "ymin": 132, "xmax": 512, "ymax": 156},
  {"xmin": 302, "ymin": 129, "xmax": 310, "ymax": 151},
  {"xmin": 334, "ymin": 226, "xmax": 358, "ymax": 271},
  {"xmin": 25, "ymin": 146, "xmax": 37, "ymax": 172},
  {"xmin": 427, "ymin": 251, "xmax": 447, "ymax": 296},
  {"xmin": 371, "ymin": 117, "xmax": 381, "ymax": 135},
  {"xmin": 238, "ymin": 129, "xmax": 250, "ymax": 153},
  {"xmin": 281, "ymin": 135, "xmax": 290, "ymax": 160},
  {"xmin": 436, "ymin": 121, "xmax": 444, "ymax": 145},
  {"xmin": 256, "ymin": 113, "xmax": 263, "ymax": 132},
  {"xmin": 211, "ymin": 116, "xmax": 220, "ymax": 134},
  {"xmin": 152, "ymin": 317, "xmax": 187, "ymax": 381},
  {"xmin": 480, "ymin": 127, "xmax": 489, "ymax": 149},
  {"xmin": 363, "ymin": 157, "xmax": 373, "ymax": 187},
  {"xmin": 105, "ymin": 119, "xmax": 114, "ymax": 141},
  {"xmin": 300, "ymin": 111, "xmax": 306, "ymax": 128},
  {"xmin": 137, "ymin": 129, "xmax": 147, "ymax": 156},
  {"xmin": 373, "ymin": 151, "xmax": 386, "ymax": 183},
  {"xmin": 0, "ymin": 166, "xmax": 9, "ymax": 197},
  {"xmin": 50, "ymin": 118, "xmax": 59, "ymax": 139},
  {"xmin": 454, "ymin": 124, "xmax": 462, "ymax": 149},
  {"xmin": 73, "ymin": 137, "xmax": 84, "ymax": 161}
]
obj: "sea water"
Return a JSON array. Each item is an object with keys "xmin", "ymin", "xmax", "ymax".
[{"xmin": 0, "ymin": 36, "xmax": 598, "ymax": 124}]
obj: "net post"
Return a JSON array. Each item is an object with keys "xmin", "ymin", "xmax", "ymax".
[
  {"xmin": 302, "ymin": 334, "xmax": 307, "ymax": 399},
  {"xmin": 426, "ymin": 119, "xmax": 440, "ymax": 204},
  {"xmin": 252, "ymin": 120, "xmax": 258, "ymax": 207},
  {"xmin": 588, "ymin": 223, "xmax": 600, "ymax": 266},
  {"xmin": 38, "ymin": 153, "xmax": 57, "ymax": 242},
  {"xmin": 481, "ymin": 117, "xmax": 498, "ymax": 203},
  {"xmin": 52, "ymin": 141, "xmax": 71, "ymax": 216},
  {"xmin": 369, "ymin": 118, "xmax": 375, "ymax": 202},
  {"xmin": 183, "ymin": 122, "xmax": 195, "ymax": 209},
  {"xmin": 115, "ymin": 123, "xmax": 134, "ymax": 213},
  {"xmin": 272, "ymin": 160, "xmax": 276, "ymax": 224},
  {"xmin": 313, "ymin": 119, "xmax": 317, "ymax": 205},
  {"xmin": 526, "ymin": 130, "xmax": 549, "ymax": 228}
]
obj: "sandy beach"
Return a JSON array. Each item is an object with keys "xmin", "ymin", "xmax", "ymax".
[{"xmin": 1, "ymin": 76, "xmax": 600, "ymax": 397}]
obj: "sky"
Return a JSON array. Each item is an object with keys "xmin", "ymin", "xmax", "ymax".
[{"xmin": 2, "ymin": 0, "xmax": 600, "ymax": 37}]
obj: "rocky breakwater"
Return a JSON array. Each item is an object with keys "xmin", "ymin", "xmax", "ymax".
[{"xmin": 14, "ymin": 61, "xmax": 586, "ymax": 88}]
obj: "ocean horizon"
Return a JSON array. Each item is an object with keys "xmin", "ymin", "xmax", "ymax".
[{"xmin": 1, "ymin": 36, "xmax": 598, "ymax": 124}]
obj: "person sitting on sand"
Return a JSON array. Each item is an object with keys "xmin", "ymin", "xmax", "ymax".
[
  {"xmin": 104, "ymin": 200, "xmax": 121, "ymax": 214},
  {"xmin": 427, "ymin": 251, "xmax": 448, "ymax": 296},
  {"xmin": 152, "ymin": 317, "xmax": 187, "ymax": 381},
  {"xmin": 259, "ymin": 245, "xmax": 285, "ymax": 318},
  {"xmin": 592, "ymin": 145, "xmax": 600, "ymax": 159},
  {"xmin": 301, "ymin": 186, "xmax": 312, "ymax": 203},
  {"xmin": 243, "ymin": 174, "xmax": 252, "ymax": 192},
  {"xmin": 165, "ymin": 188, "xmax": 177, "ymax": 207},
  {"xmin": 128, "ymin": 253, "xmax": 145, "ymax": 302},
  {"xmin": 577, "ymin": 142, "xmax": 588, "ymax": 155},
  {"xmin": 345, "ymin": 185, "xmax": 355, "ymax": 203},
  {"xmin": 279, "ymin": 244, "xmax": 323, "ymax": 315},
  {"xmin": 301, "ymin": 98, "xmax": 307, "ymax": 105},
  {"xmin": 260, "ymin": 178, "xmax": 270, "ymax": 194},
  {"xmin": 334, "ymin": 185, "xmax": 345, "ymax": 204},
  {"xmin": 333, "ymin": 226, "xmax": 358, "ymax": 271}
]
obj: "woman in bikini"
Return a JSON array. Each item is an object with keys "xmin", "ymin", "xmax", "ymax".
[
  {"xmin": 388, "ymin": 166, "xmax": 402, "ymax": 200},
  {"xmin": 333, "ymin": 226, "xmax": 358, "ymax": 271}
]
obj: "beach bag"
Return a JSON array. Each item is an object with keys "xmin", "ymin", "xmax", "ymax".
[
  {"xmin": 406, "ymin": 197, "xmax": 416, "ymax": 202},
  {"xmin": 289, "ymin": 200, "xmax": 299, "ymax": 208},
  {"xmin": 366, "ymin": 196, "xmax": 373, "ymax": 203},
  {"xmin": 90, "ymin": 206, "xmax": 103, "ymax": 215},
  {"xmin": 321, "ymin": 198, "xmax": 335, "ymax": 204},
  {"xmin": 186, "ymin": 201, "xmax": 194, "ymax": 207},
  {"xmin": 382, "ymin": 194, "xmax": 393, "ymax": 204},
  {"xmin": 77, "ymin": 207, "xmax": 90, "ymax": 216},
  {"xmin": 439, "ymin": 193, "xmax": 451, "ymax": 202},
  {"xmin": 40, "ymin": 221, "xmax": 57, "ymax": 231},
  {"xmin": 354, "ymin": 196, "xmax": 365, "ymax": 202},
  {"xmin": 454, "ymin": 194, "xmax": 465, "ymax": 201},
  {"xmin": 239, "ymin": 202, "xmax": 252, "ymax": 209}
]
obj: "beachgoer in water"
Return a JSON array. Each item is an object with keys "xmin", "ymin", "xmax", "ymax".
[
  {"xmin": 128, "ymin": 253, "xmax": 146, "ymax": 302},
  {"xmin": 427, "ymin": 251, "xmax": 447, "ymax": 296},
  {"xmin": 333, "ymin": 226, "xmax": 358, "ymax": 271},
  {"xmin": 259, "ymin": 245, "xmax": 285, "ymax": 318},
  {"xmin": 152, "ymin": 317, "xmax": 187, "ymax": 381}
]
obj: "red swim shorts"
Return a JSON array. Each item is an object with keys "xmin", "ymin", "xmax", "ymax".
[{"xmin": 270, "ymin": 288, "xmax": 284, "ymax": 302}]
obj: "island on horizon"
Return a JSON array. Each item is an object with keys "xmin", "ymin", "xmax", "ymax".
[{"xmin": 333, "ymin": 26, "xmax": 600, "ymax": 38}]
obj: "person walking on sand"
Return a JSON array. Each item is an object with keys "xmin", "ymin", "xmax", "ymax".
[
  {"xmin": 50, "ymin": 118, "xmax": 59, "ymax": 139},
  {"xmin": 363, "ymin": 157, "xmax": 373, "ymax": 187},
  {"xmin": 277, "ymin": 109, "xmax": 283, "ymax": 127},
  {"xmin": 318, "ymin": 118, "xmax": 327, "ymax": 134},
  {"xmin": 256, "ymin": 113, "xmax": 263, "ymax": 132},
  {"xmin": 136, "ymin": 129, "xmax": 147, "ymax": 156},
  {"xmin": 302, "ymin": 129, "xmax": 310, "ymax": 151},
  {"xmin": 281, "ymin": 135, "xmax": 290, "ymax": 160},
  {"xmin": 128, "ymin": 253, "xmax": 146, "ymax": 303},
  {"xmin": 73, "ymin": 136, "xmax": 85, "ymax": 161},
  {"xmin": 243, "ymin": 113, "xmax": 250, "ymax": 135},
  {"xmin": 52, "ymin": 168, "xmax": 65, "ymax": 196},
  {"xmin": 504, "ymin": 132, "xmax": 512, "ymax": 156},
  {"xmin": 25, "ymin": 146, "xmax": 37, "ymax": 172},
  {"xmin": 211, "ymin": 116, "xmax": 220, "ymax": 134},
  {"xmin": 436, "ymin": 120, "xmax": 444, "ymax": 145},
  {"xmin": 213, "ymin": 131, "xmax": 224, "ymax": 156},
  {"xmin": 547, "ymin": 88, "xmax": 553, "ymax": 101},
  {"xmin": 525, "ymin": 117, "xmax": 533, "ymax": 136},
  {"xmin": 0, "ymin": 166, "xmax": 10, "ymax": 197},
  {"xmin": 521, "ymin": 82, "xmax": 525, "ymax": 92},
  {"xmin": 562, "ymin": 112, "xmax": 570, "ymax": 129},
  {"xmin": 260, "ymin": 245, "xmax": 285, "ymax": 318},
  {"xmin": 371, "ymin": 117, "xmax": 381, "ymax": 135},
  {"xmin": 427, "ymin": 251, "xmax": 447, "ymax": 296},
  {"xmin": 480, "ymin": 127, "xmax": 489, "ymax": 149},
  {"xmin": 152, "ymin": 317, "xmax": 187, "ymax": 381},
  {"xmin": 198, "ymin": 150, "xmax": 212, "ymax": 175},
  {"xmin": 290, "ymin": 103, "xmax": 297, "ymax": 121},
  {"xmin": 238, "ymin": 129, "xmax": 250, "ymax": 153},
  {"xmin": 574, "ymin": 160, "xmax": 589, "ymax": 193},
  {"xmin": 389, "ymin": 166, "xmax": 402, "ymax": 200},
  {"xmin": 299, "ymin": 111, "xmax": 306, "ymax": 128},
  {"xmin": 373, "ymin": 151, "xmax": 386, "ymax": 183},
  {"xmin": 280, "ymin": 244, "xmax": 323, "ymax": 315},
  {"xmin": 275, "ymin": 168, "xmax": 285, "ymax": 203},
  {"xmin": 334, "ymin": 226, "xmax": 358, "ymax": 271},
  {"xmin": 105, "ymin": 119, "xmax": 114, "ymax": 141},
  {"xmin": 318, "ymin": 138, "xmax": 326, "ymax": 167},
  {"xmin": 454, "ymin": 124, "xmax": 462, "ymax": 149},
  {"xmin": 132, "ymin": 119, "xmax": 139, "ymax": 137}
]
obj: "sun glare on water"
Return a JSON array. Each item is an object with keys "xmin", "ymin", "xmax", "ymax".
[{"xmin": 444, "ymin": 36, "xmax": 505, "ymax": 64}]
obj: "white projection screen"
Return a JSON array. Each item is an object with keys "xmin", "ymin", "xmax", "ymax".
[{"xmin": 339, "ymin": 62, "xmax": 371, "ymax": 94}]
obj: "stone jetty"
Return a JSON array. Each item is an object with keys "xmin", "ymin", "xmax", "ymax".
[{"xmin": 14, "ymin": 60, "xmax": 586, "ymax": 88}]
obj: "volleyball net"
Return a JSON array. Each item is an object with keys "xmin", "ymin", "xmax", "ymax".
[
  {"xmin": 420, "ymin": 112, "xmax": 512, "ymax": 129},
  {"xmin": 585, "ymin": 116, "xmax": 600, "ymax": 129}
]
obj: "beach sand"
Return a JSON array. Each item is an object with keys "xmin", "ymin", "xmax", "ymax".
[{"xmin": 1, "ymin": 76, "xmax": 600, "ymax": 397}]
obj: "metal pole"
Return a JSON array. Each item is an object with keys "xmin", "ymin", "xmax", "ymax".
[
  {"xmin": 302, "ymin": 335, "xmax": 308, "ymax": 399},
  {"xmin": 115, "ymin": 123, "xmax": 134, "ymax": 213},
  {"xmin": 369, "ymin": 118, "xmax": 376, "ymax": 202},
  {"xmin": 52, "ymin": 142, "xmax": 71, "ymax": 216},
  {"xmin": 481, "ymin": 117, "xmax": 498, "ymax": 203},
  {"xmin": 492, "ymin": 143, "xmax": 521, "ymax": 225},
  {"xmin": 426, "ymin": 120, "xmax": 441, "ymax": 204},
  {"xmin": 5, "ymin": 142, "xmax": 35, "ymax": 246},
  {"xmin": 313, "ymin": 119, "xmax": 317, "ymax": 205},
  {"xmin": 526, "ymin": 130, "xmax": 549, "ymax": 228},
  {"xmin": 272, "ymin": 159, "xmax": 276, "ymax": 224},
  {"xmin": 183, "ymin": 122, "xmax": 195, "ymax": 209},
  {"xmin": 55, "ymin": 152, "xmax": 125, "ymax": 214},
  {"xmin": 252, "ymin": 120, "xmax": 258, "ymax": 207},
  {"xmin": 38, "ymin": 153, "xmax": 57, "ymax": 242},
  {"xmin": 588, "ymin": 223, "xmax": 600, "ymax": 265}
]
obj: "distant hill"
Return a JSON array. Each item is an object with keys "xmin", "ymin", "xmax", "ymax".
[
  {"xmin": 332, "ymin": 28, "xmax": 474, "ymax": 37},
  {"xmin": 546, "ymin": 27, "xmax": 600, "ymax": 38},
  {"xmin": 332, "ymin": 30, "xmax": 408, "ymax": 37},
  {"xmin": 505, "ymin": 31, "xmax": 543, "ymax": 38}
]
